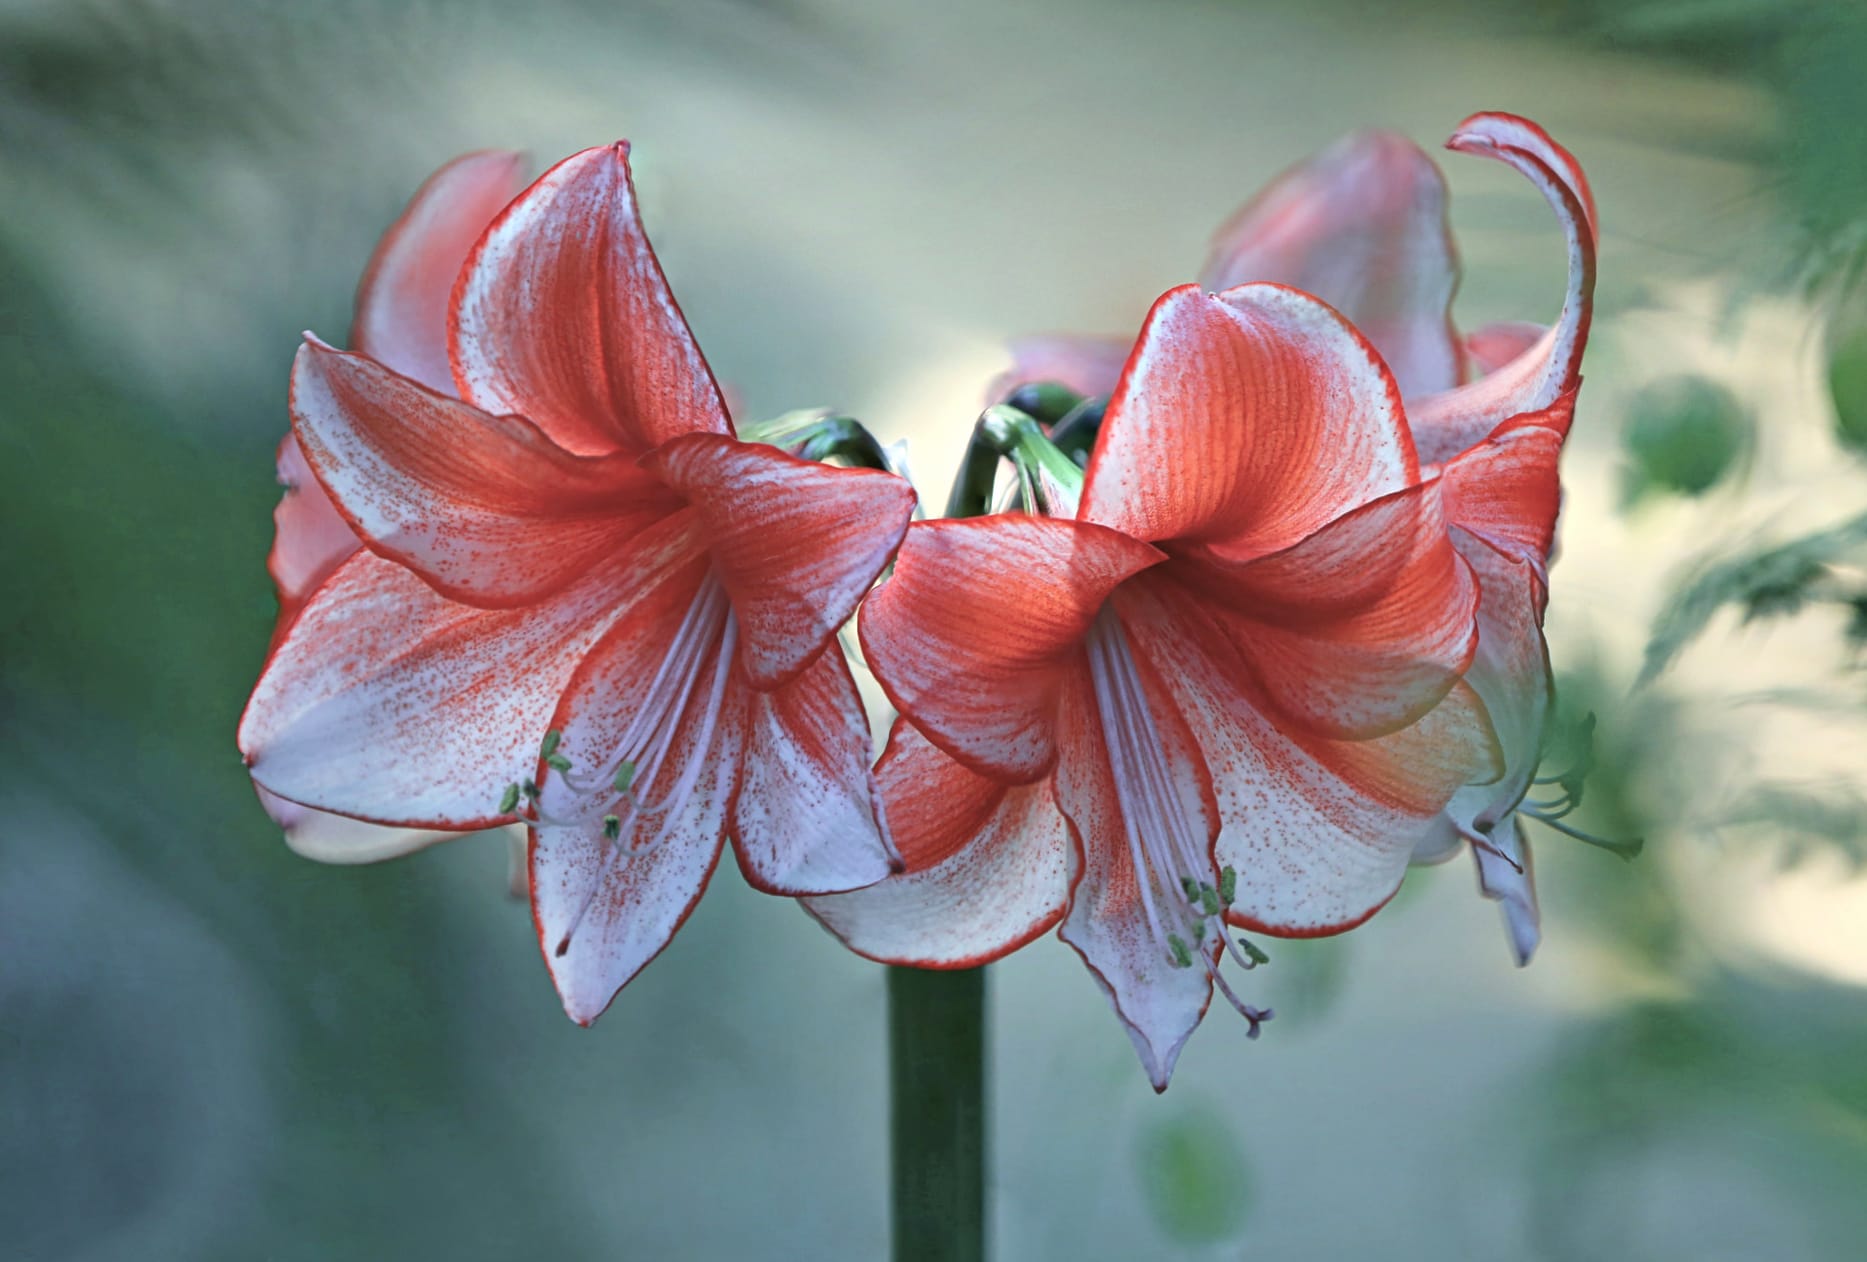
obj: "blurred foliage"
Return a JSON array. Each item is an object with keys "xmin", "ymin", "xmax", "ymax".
[
  {"xmin": 1618, "ymin": 375, "xmax": 1751, "ymax": 503},
  {"xmin": 1723, "ymin": 784, "xmax": 1867, "ymax": 873},
  {"xmin": 1133, "ymin": 1103, "xmax": 1252, "ymax": 1247},
  {"xmin": 1826, "ymin": 319, "xmax": 1867, "ymax": 455}
]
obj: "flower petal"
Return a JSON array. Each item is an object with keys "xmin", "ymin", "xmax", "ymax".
[
  {"xmin": 450, "ymin": 142, "xmax": 732, "ymax": 457},
  {"xmin": 1439, "ymin": 395, "xmax": 1573, "ymax": 562},
  {"xmin": 1465, "ymin": 321, "xmax": 1546, "ymax": 379},
  {"xmin": 1080, "ymin": 283, "xmax": 1414, "ymax": 557},
  {"xmin": 1409, "ymin": 114, "xmax": 1596, "ymax": 465},
  {"xmin": 240, "ymin": 511, "xmax": 706, "ymax": 830},
  {"xmin": 256, "ymin": 783, "xmax": 457, "ymax": 864},
  {"xmin": 859, "ymin": 515, "xmax": 1164, "ymax": 784},
  {"xmin": 1200, "ymin": 130, "xmax": 1462, "ymax": 399},
  {"xmin": 1189, "ymin": 478, "xmax": 1479, "ymax": 740},
  {"xmin": 988, "ymin": 332, "xmax": 1132, "ymax": 402},
  {"xmin": 352, "ymin": 150, "xmax": 528, "ymax": 393},
  {"xmin": 1472, "ymin": 811, "xmax": 1540, "ymax": 966},
  {"xmin": 268, "ymin": 433, "xmax": 361, "ymax": 620},
  {"xmin": 530, "ymin": 609, "xmax": 744, "ymax": 1025},
  {"xmin": 802, "ymin": 720, "xmax": 1073, "ymax": 966},
  {"xmin": 643, "ymin": 433, "xmax": 916, "ymax": 689},
  {"xmin": 731, "ymin": 645, "xmax": 900, "ymax": 895},
  {"xmin": 290, "ymin": 338, "xmax": 674, "ymax": 607},
  {"xmin": 1053, "ymin": 662, "xmax": 1217, "ymax": 1093},
  {"xmin": 1119, "ymin": 578, "xmax": 1497, "ymax": 936}
]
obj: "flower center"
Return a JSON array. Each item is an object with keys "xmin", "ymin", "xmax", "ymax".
[
  {"xmin": 1082, "ymin": 607, "xmax": 1271, "ymax": 1036},
  {"xmin": 545, "ymin": 571, "xmax": 738, "ymax": 956}
]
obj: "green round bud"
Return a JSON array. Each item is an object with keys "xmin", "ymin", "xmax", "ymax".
[
  {"xmin": 1621, "ymin": 375, "xmax": 1751, "ymax": 499},
  {"xmin": 1827, "ymin": 321, "xmax": 1867, "ymax": 455}
]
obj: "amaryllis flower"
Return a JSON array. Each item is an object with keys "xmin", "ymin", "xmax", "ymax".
[
  {"xmin": 240, "ymin": 142, "xmax": 916, "ymax": 1022},
  {"xmin": 995, "ymin": 112, "xmax": 1602, "ymax": 965},
  {"xmin": 810, "ymin": 281, "xmax": 1495, "ymax": 1089},
  {"xmin": 258, "ymin": 149, "xmax": 530, "ymax": 873}
]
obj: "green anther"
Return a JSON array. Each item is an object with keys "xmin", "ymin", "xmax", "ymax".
[
  {"xmin": 540, "ymin": 728, "xmax": 562, "ymax": 757},
  {"xmin": 544, "ymin": 752, "xmax": 572, "ymax": 773},
  {"xmin": 1167, "ymin": 934, "xmax": 1193, "ymax": 969},
  {"xmin": 1192, "ymin": 921, "xmax": 1206, "ymax": 944},
  {"xmin": 1237, "ymin": 937, "xmax": 1270, "ymax": 967},
  {"xmin": 1180, "ymin": 875, "xmax": 1202, "ymax": 903},
  {"xmin": 1199, "ymin": 883, "xmax": 1222, "ymax": 919},
  {"xmin": 1219, "ymin": 865, "xmax": 1237, "ymax": 906},
  {"xmin": 603, "ymin": 814, "xmax": 621, "ymax": 842},
  {"xmin": 497, "ymin": 782, "xmax": 521, "ymax": 815},
  {"xmin": 521, "ymin": 778, "xmax": 540, "ymax": 801},
  {"xmin": 613, "ymin": 761, "xmax": 636, "ymax": 794}
]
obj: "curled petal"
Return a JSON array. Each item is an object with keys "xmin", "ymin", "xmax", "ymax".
[
  {"xmin": 268, "ymin": 433, "xmax": 360, "ymax": 621},
  {"xmin": 989, "ymin": 332, "xmax": 1131, "ymax": 403},
  {"xmin": 240, "ymin": 512, "xmax": 705, "ymax": 831},
  {"xmin": 1119, "ymin": 579, "xmax": 1497, "ymax": 935},
  {"xmin": 290, "ymin": 339, "xmax": 675, "ymax": 607},
  {"xmin": 1200, "ymin": 130, "xmax": 1462, "ymax": 398},
  {"xmin": 1191, "ymin": 479, "xmax": 1479, "ymax": 740},
  {"xmin": 352, "ymin": 150, "xmax": 528, "ymax": 393},
  {"xmin": 1054, "ymin": 663, "xmax": 1218, "ymax": 1093},
  {"xmin": 450, "ymin": 142, "xmax": 731, "ymax": 457},
  {"xmin": 256, "ymin": 784, "xmax": 457, "ymax": 865},
  {"xmin": 731, "ymin": 647, "xmax": 900, "ymax": 896},
  {"xmin": 1409, "ymin": 114, "xmax": 1596, "ymax": 465},
  {"xmin": 1081, "ymin": 283, "xmax": 1414, "ymax": 557},
  {"xmin": 859, "ymin": 516, "xmax": 1164, "ymax": 784},
  {"xmin": 803, "ymin": 721, "xmax": 1073, "ymax": 966},
  {"xmin": 1439, "ymin": 395, "xmax": 1573, "ymax": 563},
  {"xmin": 644, "ymin": 433, "xmax": 916, "ymax": 689}
]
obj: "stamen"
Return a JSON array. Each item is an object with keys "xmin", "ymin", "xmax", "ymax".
[{"xmin": 1083, "ymin": 608, "xmax": 1269, "ymax": 1036}]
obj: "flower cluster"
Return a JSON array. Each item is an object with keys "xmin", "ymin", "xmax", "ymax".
[{"xmin": 241, "ymin": 112, "xmax": 1596, "ymax": 1085}]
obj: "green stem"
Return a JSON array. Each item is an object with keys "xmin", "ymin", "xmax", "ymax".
[{"xmin": 888, "ymin": 965, "xmax": 986, "ymax": 1262}]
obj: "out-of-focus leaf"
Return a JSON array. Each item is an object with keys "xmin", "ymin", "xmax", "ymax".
[
  {"xmin": 1826, "ymin": 320, "xmax": 1867, "ymax": 454},
  {"xmin": 1620, "ymin": 374, "xmax": 1752, "ymax": 502},
  {"xmin": 1723, "ymin": 783, "xmax": 1867, "ymax": 872},
  {"xmin": 1640, "ymin": 512, "xmax": 1867, "ymax": 683},
  {"xmin": 1134, "ymin": 1105, "xmax": 1251, "ymax": 1246}
]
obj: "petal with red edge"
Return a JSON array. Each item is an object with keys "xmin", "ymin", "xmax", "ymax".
[
  {"xmin": 531, "ymin": 623, "xmax": 743, "ymax": 1026},
  {"xmin": 803, "ymin": 720, "xmax": 1073, "ymax": 965},
  {"xmin": 268, "ymin": 433, "xmax": 360, "ymax": 620},
  {"xmin": 1118, "ymin": 577, "xmax": 1496, "ymax": 935},
  {"xmin": 256, "ymin": 783, "xmax": 458, "ymax": 865},
  {"xmin": 859, "ymin": 515, "xmax": 1164, "ymax": 784},
  {"xmin": 450, "ymin": 142, "xmax": 731, "ymax": 457},
  {"xmin": 240, "ymin": 511, "xmax": 706, "ymax": 830},
  {"xmin": 1439, "ymin": 398, "xmax": 1572, "ymax": 562},
  {"xmin": 1081, "ymin": 283, "xmax": 1413, "ymax": 557},
  {"xmin": 291, "ymin": 338, "xmax": 674, "ymax": 607},
  {"xmin": 1190, "ymin": 479, "xmax": 1478, "ymax": 741},
  {"xmin": 352, "ymin": 150, "xmax": 528, "ymax": 393},
  {"xmin": 731, "ymin": 645, "xmax": 899, "ymax": 895},
  {"xmin": 644, "ymin": 433, "xmax": 916, "ymax": 689},
  {"xmin": 1409, "ymin": 115, "xmax": 1596, "ymax": 465},
  {"xmin": 989, "ymin": 332, "xmax": 1131, "ymax": 403},
  {"xmin": 1200, "ymin": 130, "xmax": 1462, "ymax": 399},
  {"xmin": 1053, "ymin": 664, "xmax": 1217, "ymax": 1093}
]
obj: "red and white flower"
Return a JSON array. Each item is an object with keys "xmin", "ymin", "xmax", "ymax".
[
  {"xmin": 811, "ymin": 280, "xmax": 1494, "ymax": 1089},
  {"xmin": 240, "ymin": 143, "xmax": 916, "ymax": 1023},
  {"xmin": 992, "ymin": 112, "xmax": 1600, "ymax": 965}
]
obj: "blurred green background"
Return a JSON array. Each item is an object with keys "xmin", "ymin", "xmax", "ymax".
[{"xmin": 5, "ymin": 0, "xmax": 1867, "ymax": 1257}]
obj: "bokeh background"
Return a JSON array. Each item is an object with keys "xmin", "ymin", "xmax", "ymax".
[{"xmin": 6, "ymin": 0, "xmax": 1867, "ymax": 1257}]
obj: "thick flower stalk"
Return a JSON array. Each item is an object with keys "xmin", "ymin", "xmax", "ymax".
[
  {"xmin": 991, "ymin": 112, "xmax": 1602, "ymax": 964},
  {"xmin": 812, "ymin": 281, "xmax": 1494, "ymax": 1089},
  {"xmin": 240, "ymin": 142, "xmax": 915, "ymax": 1022}
]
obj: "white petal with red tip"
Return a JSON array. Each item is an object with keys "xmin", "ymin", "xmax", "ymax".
[
  {"xmin": 1200, "ymin": 130, "xmax": 1463, "ymax": 399},
  {"xmin": 859, "ymin": 516, "xmax": 1163, "ymax": 784},
  {"xmin": 732, "ymin": 647, "xmax": 899, "ymax": 896},
  {"xmin": 1409, "ymin": 114, "xmax": 1596, "ymax": 465},
  {"xmin": 804, "ymin": 721, "xmax": 1073, "ymax": 967},
  {"xmin": 1472, "ymin": 811, "xmax": 1539, "ymax": 966},
  {"xmin": 450, "ymin": 142, "xmax": 731, "ymax": 457},
  {"xmin": 290, "ymin": 339, "xmax": 671, "ymax": 607},
  {"xmin": 352, "ymin": 150, "xmax": 527, "ymax": 393},
  {"xmin": 1081, "ymin": 283, "xmax": 1413, "ymax": 557},
  {"xmin": 645, "ymin": 433, "xmax": 916, "ymax": 689},
  {"xmin": 240, "ymin": 513, "xmax": 704, "ymax": 831}
]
